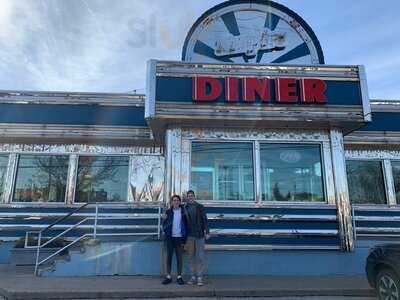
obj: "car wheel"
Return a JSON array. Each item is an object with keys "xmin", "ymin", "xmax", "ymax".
[{"xmin": 376, "ymin": 268, "xmax": 400, "ymax": 300}]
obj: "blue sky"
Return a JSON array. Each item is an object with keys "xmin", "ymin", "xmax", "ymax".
[{"xmin": 0, "ymin": 0, "xmax": 399, "ymax": 99}]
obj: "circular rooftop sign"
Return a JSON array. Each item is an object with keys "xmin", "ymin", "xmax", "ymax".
[{"xmin": 182, "ymin": 0, "xmax": 324, "ymax": 64}]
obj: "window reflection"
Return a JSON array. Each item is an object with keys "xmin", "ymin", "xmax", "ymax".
[
  {"xmin": 75, "ymin": 156, "xmax": 129, "ymax": 203},
  {"xmin": 13, "ymin": 155, "xmax": 68, "ymax": 203},
  {"xmin": 391, "ymin": 161, "xmax": 400, "ymax": 204},
  {"xmin": 191, "ymin": 143, "xmax": 254, "ymax": 201},
  {"xmin": 260, "ymin": 144, "xmax": 324, "ymax": 202},
  {"xmin": 0, "ymin": 155, "xmax": 8, "ymax": 200},
  {"xmin": 346, "ymin": 160, "xmax": 386, "ymax": 205}
]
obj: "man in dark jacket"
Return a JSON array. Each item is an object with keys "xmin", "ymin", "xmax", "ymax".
[{"xmin": 184, "ymin": 190, "xmax": 209, "ymax": 286}]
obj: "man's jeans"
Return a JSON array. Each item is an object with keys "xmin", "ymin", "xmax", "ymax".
[{"xmin": 185, "ymin": 236, "xmax": 205, "ymax": 277}]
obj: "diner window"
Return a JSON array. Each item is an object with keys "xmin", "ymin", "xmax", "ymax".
[
  {"xmin": 0, "ymin": 155, "xmax": 8, "ymax": 200},
  {"xmin": 346, "ymin": 160, "xmax": 386, "ymax": 205},
  {"xmin": 391, "ymin": 161, "xmax": 400, "ymax": 204},
  {"xmin": 191, "ymin": 142, "xmax": 254, "ymax": 201},
  {"xmin": 260, "ymin": 144, "xmax": 324, "ymax": 202},
  {"xmin": 75, "ymin": 156, "xmax": 129, "ymax": 203},
  {"xmin": 13, "ymin": 155, "xmax": 69, "ymax": 203}
]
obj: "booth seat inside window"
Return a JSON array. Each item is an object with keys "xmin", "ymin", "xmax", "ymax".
[
  {"xmin": 13, "ymin": 155, "xmax": 69, "ymax": 203},
  {"xmin": 75, "ymin": 156, "xmax": 129, "ymax": 203},
  {"xmin": 346, "ymin": 160, "xmax": 387, "ymax": 205},
  {"xmin": 260, "ymin": 144, "xmax": 324, "ymax": 202}
]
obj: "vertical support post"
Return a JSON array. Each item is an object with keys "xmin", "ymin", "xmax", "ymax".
[
  {"xmin": 383, "ymin": 160, "xmax": 397, "ymax": 207},
  {"xmin": 322, "ymin": 141, "xmax": 336, "ymax": 205},
  {"xmin": 34, "ymin": 232, "xmax": 42, "ymax": 276},
  {"xmin": 157, "ymin": 205, "xmax": 161, "ymax": 239},
  {"xmin": 254, "ymin": 141, "xmax": 262, "ymax": 205},
  {"xmin": 165, "ymin": 128, "xmax": 183, "ymax": 203},
  {"xmin": 352, "ymin": 205, "xmax": 357, "ymax": 242},
  {"xmin": 66, "ymin": 154, "xmax": 79, "ymax": 205},
  {"xmin": 94, "ymin": 204, "xmax": 98, "ymax": 239},
  {"xmin": 24, "ymin": 232, "xmax": 29, "ymax": 249},
  {"xmin": 127, "ymin": 156, "xmax": 134, "ymax": 203},
  {"xmin": 330, "ymin": 129, "xmax": 354, "ymax": 252},
  {"xmin": 3, "ymin": 153, "xmax": 18, "ymax": 204}
]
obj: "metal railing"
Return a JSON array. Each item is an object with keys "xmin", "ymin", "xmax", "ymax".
[{"xmin": 24, "ymin": 203, "xmax": 162, "ymax": 276}]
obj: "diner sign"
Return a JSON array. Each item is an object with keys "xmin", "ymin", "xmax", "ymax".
[
  {"xmin": 193, "ymin": 76, "xmax": 327, "ymax": 104},
  {"xmin": 146, "ymin": 60, "xmax": 370, "ymax": 128}
]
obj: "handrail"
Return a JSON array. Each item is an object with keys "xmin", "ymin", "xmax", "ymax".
[
  {"xmin": 24, "ymin": 202, "xmax": 89, "ymax": 248},
  {"xmin": 28, "ymin": 202, "xmax": 163, "ymax": 276},
  {"xmin": 40, "ymin": 203, "xmax": 90, "ymax": 234}
]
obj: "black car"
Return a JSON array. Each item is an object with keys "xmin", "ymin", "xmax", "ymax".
[{"xmin": 366, "ymin": 244, "xmax": 400, "ymax": 300}]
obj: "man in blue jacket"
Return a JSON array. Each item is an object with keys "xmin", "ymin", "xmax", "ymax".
[
  {"xmin": 162, "ymin": 195, "xmax": 188, "ymax": 285},
  {"xmin": 184, "ymin": 190, "xmax": 210, "ymax": 286}
]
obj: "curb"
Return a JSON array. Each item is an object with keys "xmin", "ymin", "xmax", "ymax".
[{"xmin": 0, "ymin": 287, "xmax": 376, "ymax": 300}]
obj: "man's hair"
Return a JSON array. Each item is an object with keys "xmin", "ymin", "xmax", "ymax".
[{"xmin": 187, "ymin": 190, "xmax": 195, "ymax": 196}]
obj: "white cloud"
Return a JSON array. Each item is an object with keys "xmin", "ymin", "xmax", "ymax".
[{"xmin": 0, "ymin": 0, "xmax": 398, "ymax": 99}]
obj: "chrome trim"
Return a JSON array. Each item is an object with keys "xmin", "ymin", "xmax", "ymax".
[
  {"xmin": 354, "ymin": 216, "xmax": 400, "ymax": 222},
  {"xmin": 0, "ymin": 90, "xmax": 144, "ymax": 106},
  {"xmin": 0, "ymin": 124, "xmax": 152, "ymax": 142},
  {"xmin": 383, "ymin": 160, "xmax": 397, "ymax": 206},
  {"xmin": 171, "ymin": 128, "xmax": 183, "ymax": 197},
  {"xmin": 0, "ymin": 202, "xmax": 162, "ymax": 208},
  {"xmin": 0, "ymin": 143, "xmax": 163, "ymax": 155},
  {"xmin": 181, "ymin": 138, "xmax": 191, "ymax": 196},
  {"xmin": 254, "ymin": 141, "xmax": 261, "ymax": 205},
  {"xmin": 345, "ymin": 149, "xmax": 400, "ymax": 160},
  {"xmin": 205, "ymin": 244, "xmax": 341, "ymax": 251},
  {"xmin": 358, "ymin": 65, "xmax": 372, "ymax": 122},
  {"xmin": 146, "ymin": 60, "xmax": 156, "ymax": 118},
  {"xmin": 345, "ymin": 131, "xmax": 400, "ymax": 145},
  {"xmin": 356, "ymin": 228, "xmax": 400, "ymax": 234},
  {"xmin": 181, "ymin": 128, "xmax": 330, "ymax": 142},
  {"xmin": 164, "ymin": 129, "xmax": 173, "ymax": 204},
  {"xmin": 3, "ymin": 154, "xmax": 18, "ymax": 204},
  {"xmin": 0, "ymin": 212, "xmax": 161, "ymax": 218},
  {"xmin": 207, "ymin": 214, "xmax": 337, "ymax": 221},
  {"xmin": 371, "ymin": 100, "xmax": 400, "ymax": 111},
  {"xmin": 353, "ymin": 205, "xmax": 400, "ymax": 211},
  {"xmin": 1, "ymin": 224, "xmax": 159, "ymax": 230},
  {"xmin": 66, "ymin": 154, "xmax": 78, "ymax": 205},
  {"xmin": 322, "ymin": 140, "xmax": 336, "ymax": 205},
  {"xmin": 154, "ymin": 104, "xmax": 365, "ymax": 126},
  {"xmin": 330, "ymin": 129, "xmax": 354, "ymax": 251},
  {"xmin": 155, "ymin": 60, "xmax": 360, "ymax": 78},
  {"xmin": 211, "ymin": 228, "xmax": 338, "ymax": 236}
]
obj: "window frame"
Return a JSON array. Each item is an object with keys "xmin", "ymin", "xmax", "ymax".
[
  {"xmin": 189, "ymin": 140, "xmax": 329, "ymax": 205},
  {"xmin": 190, "ymin": 141, "xmax": 255, "ymax": 202},
  {"xmin": 345, "ymin": 158, "xmax": 389, "ymax": 207},
  {"xmin": 73, "ymin": 154, "xmax": 131, "ymax": 204},
  {"xmin": 0, "ymin": 153, "xmax": 10, "ymax": 203},
  {"xmin": 11, "ymin": 153, "xmax": 70, "ymax": 204},
  {"xmin": 259, "ymin": 142, "xmax": 327, "ymax": 204}
]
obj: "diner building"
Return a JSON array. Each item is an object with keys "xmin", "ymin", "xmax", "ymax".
[{"xmin": 0, "ymin": 0, "xmax": 399, "ymax": 276}]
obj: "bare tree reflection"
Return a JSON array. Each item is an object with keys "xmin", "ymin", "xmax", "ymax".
[
  {"xmin": 76, "ymin": 156, "xmax": 128, "ymax": 203},
  {"xmin": 13, "ymin": 155, "xmax": 68, "ymax": 202}
]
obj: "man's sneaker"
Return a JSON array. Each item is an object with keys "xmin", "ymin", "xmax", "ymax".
[
  {"xmin": 197, "ymin": 277, "xmax": 204, "ymax": 286},
  {"xmin": 177, "ymin": 276, "xmax": 185, "ymax": 285},
  {"xmin": 162, "ymin": 277, "xmax": 172, "ymax": 285},
  {"xmin": 187, "ymin": 276, "xmax": 196, "ymax": 285}
]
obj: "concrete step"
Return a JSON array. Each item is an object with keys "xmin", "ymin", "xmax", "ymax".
[{"xmin": 0, "ymin": 264, "xmax": 35, "ymax": 275}]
